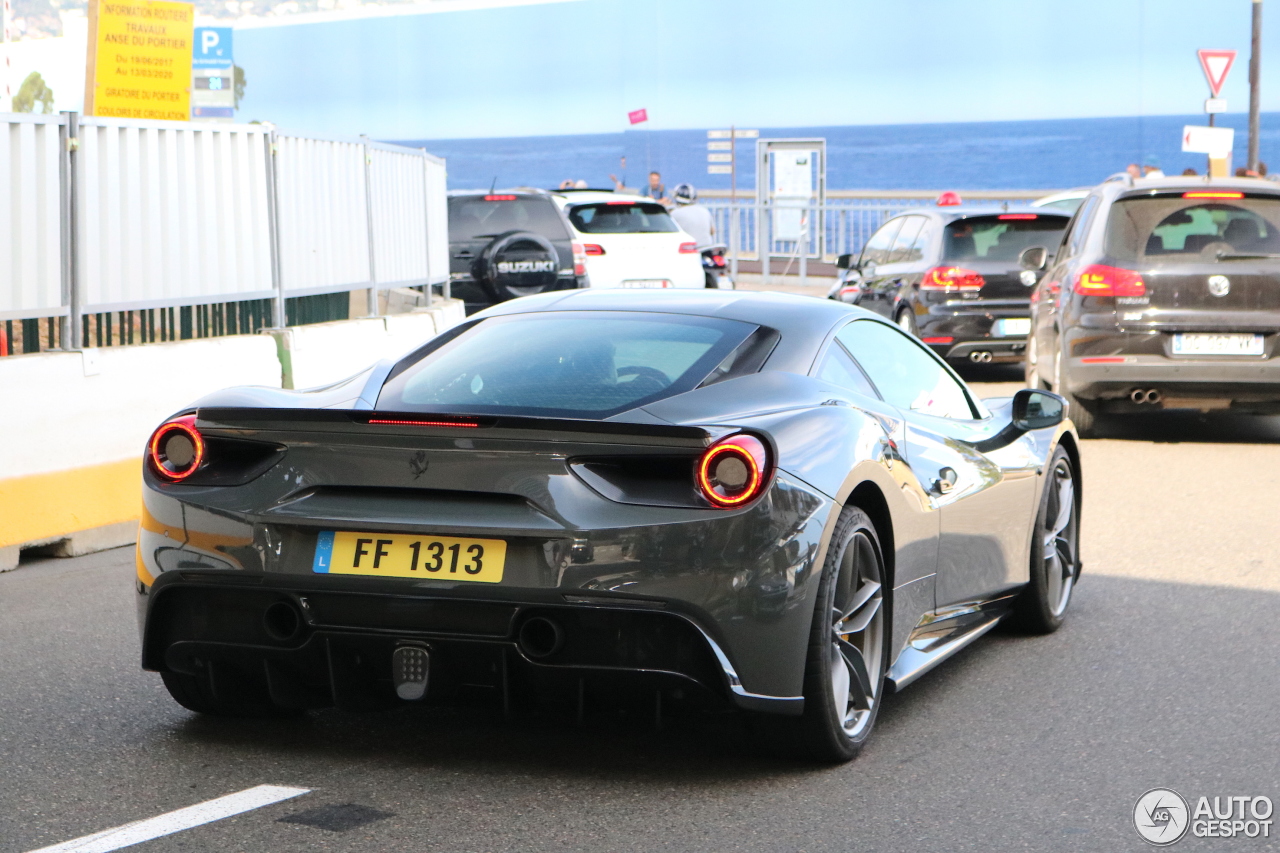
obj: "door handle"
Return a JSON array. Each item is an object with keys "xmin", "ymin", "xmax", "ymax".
[{"xmin": 932, "ymin": 467, "xmax": 957, "ymax": 495}]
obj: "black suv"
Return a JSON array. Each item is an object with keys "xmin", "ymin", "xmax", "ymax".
[
  {"xmin": 831, "ymin": 206, "xmax": 1070, "ymax": 365},
  {"xmin": 1027, "ymin": 176, "xmax": 1280, "ymax": 435},
  {"xmin": 448, "ymin": 190, "xmax": 586, "ymax": 314}
]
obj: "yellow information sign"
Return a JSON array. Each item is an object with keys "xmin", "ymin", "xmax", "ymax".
[{"xmin": 84, "ymin": 0, "xmax": 194, "ymax": 120}]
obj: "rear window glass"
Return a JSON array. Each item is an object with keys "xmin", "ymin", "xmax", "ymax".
[
  {"xmin": 943, "ymin": 215, "xmax": 1068, "ymax": 262},
  {"xmin": 1104, "ymin": 196, "xmax": 1280, "ymax": 265},
  {"xmin": 569, "ymin": 203, "xmax": 679, "ymax": 234},
  {"xmin": 378, "ymin": 312, "xmax": 756, "ymax": 418},
  {"xmin": 448, "ymin": 196, "xmax": 569, "ymax": 242}
]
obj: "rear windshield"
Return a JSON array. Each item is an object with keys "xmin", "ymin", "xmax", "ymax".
[
  {"xmin": 448, "ymin": 196, "xmax": 570, "ymax": 242},
  {"xmin": 943, "ymin": 215, "xmax": 1068, "ymax": 262},
  {"xmin": 569, "ymin": 203, "xmax": 679, "ymax": 234},
  {"xmin": 1104, "ymin": 196, "xmax": 1280, "ymax": 265},
  {"xmin": 378, "ymin": 312, "xmax": 757, "ymax": 418}
]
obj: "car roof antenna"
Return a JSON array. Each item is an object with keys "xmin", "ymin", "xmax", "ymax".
[{"xmin": 489, "ymin": 176, "xmax": 498, "ymax": 195}]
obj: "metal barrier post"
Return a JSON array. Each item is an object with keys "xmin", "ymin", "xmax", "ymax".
[
  {"xmin": 420, "ymin": 151, "xmax": 433, "ymax": 308},
  {"xmin": 62, "ymin": 111, "xmax": 82, "ymax": 349},
  {"xmin": 761, "ymin": 199, "xmax": 770, "ymax": 285},
  {"xmin": 264, "ymin": 129, "xmax": 286, "ymax": 329},
  {"xmin": 728, "ymin": 201, "xmax": 739, "ymax": 281},
  {"xmin": 362, "ymin": 137, "xmax": 379, "ymax": 317},
  {"xmin": 798, "ymin": 206, "xmax": 808, "ymax": 287}
]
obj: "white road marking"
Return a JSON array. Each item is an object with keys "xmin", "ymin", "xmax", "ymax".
[{"xmin": 25, "ymin": 785, "xmax": 311, "ymax": 853}]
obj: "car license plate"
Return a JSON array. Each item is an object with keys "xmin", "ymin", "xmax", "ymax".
[
  {"xmin": 1172, "ymin": 333, "xmax": 1264, "ymax": 356},
  {"xmin": 996, "ymin": 318, "xmax": 1031, "ymax": 337},
  {"xmin": 312, "ymin": 531, "xmax": 506, "ymax": 582},
  {"xmin": 621, "ymin": 279, "xmax": 672, "ymax": 289}
]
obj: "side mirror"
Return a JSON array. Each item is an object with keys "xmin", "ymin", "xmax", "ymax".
[
  {"xmin": 1019, "ymin": 246, "xmax": 1048, "ymax": 271},
  {"xmin": 971, "ymin": 388, "xmax": 1066, "ymax": 452},
  {"xmin": 836, "ymin": 253, "xmax": 853, "ymax": 270},
  {"xmin": 1012, "ymin": 388, "xmax": 1065, "ymax": 431}
]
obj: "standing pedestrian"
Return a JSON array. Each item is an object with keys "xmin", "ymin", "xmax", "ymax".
[{"xmin": 670, "ymin": 183, "xmax": 716, "ymax": 246}]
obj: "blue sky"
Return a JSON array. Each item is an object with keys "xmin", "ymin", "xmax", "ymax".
[{"xmin": 236, "ymin": 0, "xmax": 1280, "ymax": 139}]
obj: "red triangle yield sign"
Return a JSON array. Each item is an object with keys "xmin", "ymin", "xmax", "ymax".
[{"xmin": 1197, "ymin": 49, "xmax": 1237, "ymax": 98}]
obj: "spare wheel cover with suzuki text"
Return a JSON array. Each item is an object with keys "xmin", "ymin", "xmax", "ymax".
[{"xmin": 475, "ymin": 231, "xmax": 561, "ymax": 300}]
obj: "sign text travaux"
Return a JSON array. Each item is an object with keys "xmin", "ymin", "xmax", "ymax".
[{"xmin": 84, "ymin": 0, "xmax": 194, "ymax": 120}]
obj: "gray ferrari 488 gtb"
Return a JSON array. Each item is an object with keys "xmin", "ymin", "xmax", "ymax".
[{"xmin": 137, "ymin": 289, "xmax": 1081, "ymax": 762}]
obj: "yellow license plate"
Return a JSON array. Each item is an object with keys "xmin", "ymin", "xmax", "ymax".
[{"xmin": 313, "ymin": 531, "xmax": 506, "ymax": 582}]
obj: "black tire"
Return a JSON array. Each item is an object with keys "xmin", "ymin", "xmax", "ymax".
[
  {"xmin": 767, "ymin": 506, "xmax": 889, "ymax": 763},
  {"xmin": 1058, "ymin": 384, "xmax": 1096, "ymax": 437},
  {"xmin": 895, "ymin": 306, "xmax": 918, "ymax": 337},
  {"xmin": 161, "ymin": 666, "xmax": 300, "ymax": 718},
  {"xmin": 1010, "ymin": 446, "xmax": 1080, "ymax": 634},
  {"xmin": 1024, "ymin": 336, "xmax": 1040, "ymax": 387},
  {"xmin": 1050, "ymin": 348, "xmax": 1097, "ymax": 436},
  {"xmin": 474, "ymin": 230, "xmax": 561, "ymax": 302}
]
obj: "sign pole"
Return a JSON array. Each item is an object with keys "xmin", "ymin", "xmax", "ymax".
[
  {"xmin": 3, "ymin": 0, "xmax": 12, "ymax": 110},
  {"xmin": 729, "ymin": 124, "xmax": 737, "ymax": 280},
  {"xmin": 83, "ymin": 0, "xmax": 99, "ymax": 115},
  {"xmin": 1249, "ymin": 0, "xmax": 1263, "ymax": 172}
]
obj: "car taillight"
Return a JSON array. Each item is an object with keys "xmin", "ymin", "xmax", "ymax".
[
  {"xmin": 1073, "ymin": 264, "xmax": 1146, "ymax": 297},
  {"xmin": 1183, "ymin": 191, "xmax": 1243, "ymax": 199},
  {"xmin": 147, "ymin": 415, "xmax": 205, "ymax": 481},
  {"xmin": 679, "ymin": 242, "xmax": 699, "ymax": 254},
  {"xmin": 696, "ymin": 434, "xmax": 770, "ymax": 508},
  {"xmin": 583, "ymin": 244, "xmax": 605, "ymax": 255},
  {"xmin": 572, "ymin": 242, "xmax": 587, "ymax": 276},
  {"xmin": 936, "ymin": 191, "xmax": 962, "ymax": 206},
  {"xmin": 922, "ymin": 336, "xmax": 955, "ymax": 344},
  {"xmin": 483, "ymin": 194, "xmax": 517, "ymax": 201},
  {"xmin": 998, "ymin": 213, "xmax": 1037, "ymax": 220},
  {"xmin": 920, "ymin": 266, "xmax": 985, "ymax": 291}
]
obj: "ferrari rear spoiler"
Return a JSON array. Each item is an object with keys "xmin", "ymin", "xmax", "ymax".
[{"xmin": 195, "ymin": 407, "xmax": 717, "ymax": 447}]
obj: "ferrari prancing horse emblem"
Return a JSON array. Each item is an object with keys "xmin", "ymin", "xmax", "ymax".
[{"xmin": 1208, "ymin": 275, "xmax": 1231, "ymax": 297}]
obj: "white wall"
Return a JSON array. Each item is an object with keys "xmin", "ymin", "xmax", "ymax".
[{"xmin": 0, "ymin": 334, "xmax": 283, "ymax": 482}]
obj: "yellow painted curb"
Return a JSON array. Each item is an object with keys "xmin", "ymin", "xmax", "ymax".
[{"xmin": 0, "ymin": 458, "xmax": 142, "ymax": 549}]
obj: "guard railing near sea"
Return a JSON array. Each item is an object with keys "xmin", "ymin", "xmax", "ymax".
[
  {"xmin": 1, "ymin": 112, "xmax": 449, "ymax": 357},
  {"xmin": 699, "ymin": 188, "xmax": 1057, "ymax": 282}
]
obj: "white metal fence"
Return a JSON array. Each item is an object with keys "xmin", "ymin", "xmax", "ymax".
[
  {"xmin": 703, "ymin": 190, "xmax": 1053, "ymax": 272},
  {"xmin": 1, "ymin": 112, "xmax": 449, "ymax": 353},
  {"xmin": 77, "ymin": 118, "xmax": 276, "ymax": 312},
  {"xmin": 1, "ymin": 114, "xmax": 65, "ymax": 320}
]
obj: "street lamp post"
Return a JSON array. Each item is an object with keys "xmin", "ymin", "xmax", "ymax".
[{"xmin": 1249, "ymin": 0, "xmax": 1263, "ymax": 172}]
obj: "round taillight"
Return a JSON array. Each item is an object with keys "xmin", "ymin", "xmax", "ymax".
[
  {"xmin": 696, "ymin": 434, "xmax": 770, "ymax": 508},
  {"xmin": 148, "ymin": 415, "xmax": 205, "ymax": 482}
]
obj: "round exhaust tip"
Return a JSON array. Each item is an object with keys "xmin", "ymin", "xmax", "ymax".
[
  {"xmin": 1130, "ymin": 388, "xmax": 1147, "ymax": 404},
  {"xmin": 517, "ymin": 616, "xmax": 564, "ymax": 660},
  {"xmin": 263, "ymin": 601, "xmax": 302, "ymax": 641}
]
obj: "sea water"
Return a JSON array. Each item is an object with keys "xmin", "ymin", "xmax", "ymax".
[{"xmin": 398, "ymin": 112, "xmax": 1280, "ymax": 192}]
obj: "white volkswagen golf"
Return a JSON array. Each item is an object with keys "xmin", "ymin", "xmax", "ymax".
[{"xmin": 551, "ymin": 191, "xmax": 705, "ymax": 289}]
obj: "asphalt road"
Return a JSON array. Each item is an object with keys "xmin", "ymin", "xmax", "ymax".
[{"xmin": 2, "ymin": 364, "xmax": 1278, "ymax": 853}]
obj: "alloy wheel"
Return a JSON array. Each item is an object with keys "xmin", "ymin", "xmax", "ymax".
[
  {"xmin": 1042, "ymin": 457, "xmax": 1078, "ymax": 617},
  {"xmin": 829, "ymin": 530, "xmax": 885, "ymax": 738}
]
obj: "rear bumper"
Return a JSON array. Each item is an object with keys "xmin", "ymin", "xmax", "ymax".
[
  {"xmin": 139, "ymin": 572, "xmax": 797, "ymax": 713},
  {"xmin": 1066, "ymin": 355, "xmax": 1280, "ymax": 407},
  {"xmin": 452, "ymin": 274, "xmax": 584, "ymax": 314},
  {"xmin": 137, "ymin": 474, "xmax": 833, "ymax": 715},
  {"xmin": 918, "ymin": 302, "xmax": 1031, "ymax": 362}
]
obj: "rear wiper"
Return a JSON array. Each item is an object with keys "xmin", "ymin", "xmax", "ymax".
[{"xmin": 1216, "ymin": 251, "xmax": 1280, "ymax": 260}]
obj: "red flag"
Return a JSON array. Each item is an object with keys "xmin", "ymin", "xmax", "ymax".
[{"xmin": 628, "ymin": 108, "xmax": 648, "ymax": 125}]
